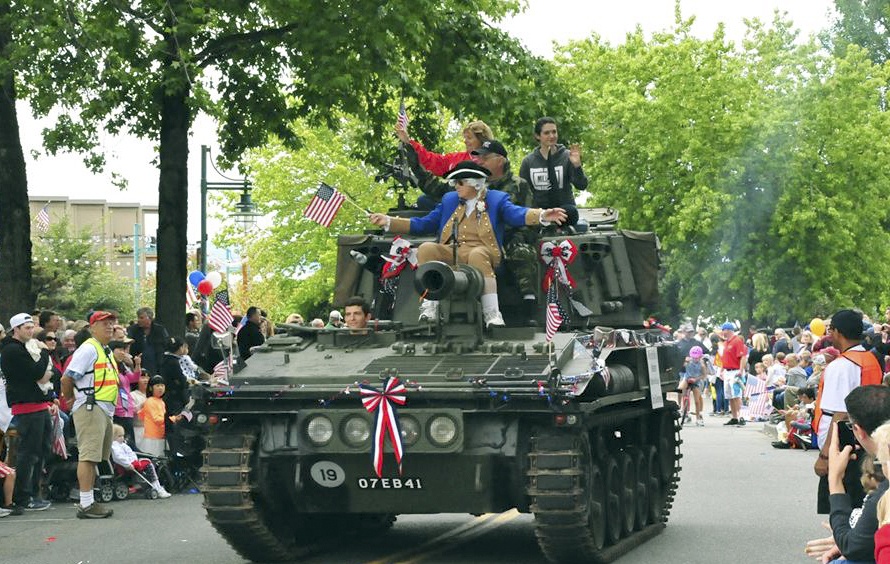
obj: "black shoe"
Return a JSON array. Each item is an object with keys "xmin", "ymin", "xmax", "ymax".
[
  {"xmin": 737, "ymin": 418, "xmax": 746, "ymax": 426},
  {"xmin": 723, "ymin": 418, "xmax": 739, "ymax": 426},
  {"xmin": 772, "ymin": 441, "xmax": 791, "ymax": 449},
  {"xmin": 2, "ymin": 504, "xmax": 23, "ymax": 516}
]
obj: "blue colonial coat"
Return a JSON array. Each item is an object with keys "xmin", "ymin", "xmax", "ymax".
[{"xmin": 389, "ymin": 190, "xmax": 541, "ymax": 257}]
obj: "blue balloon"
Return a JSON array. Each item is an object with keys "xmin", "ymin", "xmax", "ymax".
[{"xmin": 188, "ymin": 270, "xmax": 205, "ymax": 286}]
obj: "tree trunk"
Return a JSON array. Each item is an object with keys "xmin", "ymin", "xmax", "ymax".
[
  {"xmin": 0, "ymin": 0, "xmax": 34, "ymax": 324},
  {"xmin": 155, "ymin": 88, "xmax": 190, "ymax": 338}
]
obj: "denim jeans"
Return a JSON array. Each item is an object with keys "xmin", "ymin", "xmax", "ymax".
[
  {"xmin": 8, "ymin": 410, "xmax": 52, "ymax": 505},
  {"xmin": 714, "ymin": 378, "xmax": 727, "ymax": 412}
]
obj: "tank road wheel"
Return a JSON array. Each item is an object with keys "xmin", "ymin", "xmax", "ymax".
[
  {"xmin": 644, "ymin": 445, "xmax": 663, "ymax": 525},
  {"xmin": 627, "ymin": 448, "xmax": 648, "ymax": 530},
  {"xmin": 526, "ymin": 429, "xmax": 606, "ymax": 563},
  {"xmin": 202, "ymin": 430, "xmax": 320, "ymax": 562},
  {"xmin": 617, "ymin": 453, "xmax": 636, "ymax": 536},
  {"xmin": 602, "ymin": 455, "xmax": 622, "ymax": 546}
]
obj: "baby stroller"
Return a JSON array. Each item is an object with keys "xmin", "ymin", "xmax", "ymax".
[{"xmin": 105, "ymin": 453, "xmax": 172, "ymax": 501}]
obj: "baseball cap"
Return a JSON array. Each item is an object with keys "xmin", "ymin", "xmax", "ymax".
[
  {"xmin": 89, "ymin": 311, "xmax": 117, "ymax": 325},
  {"xmin": 470, "ymin": 140, "xmax": 508, "ymax": 158},
  {"xmin": 720, "ymin": 322, "xmax": 735, "ymax": 331},
  {"xmin": 108, "ymin": 340, "xmax": 131, "ymax": 351},
  {"xmin": 9, "ymin": 313, "xmax": 33, "ymax": 330},
  {"xmin": 329, "ymin": 310, "xmax": 342, "ymax": 320},
  {"xmin": 812, "ymin": 354, "xmax": 826, "ymax": 366}
]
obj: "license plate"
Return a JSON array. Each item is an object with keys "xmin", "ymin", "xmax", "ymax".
[{"xmin": 357, "ymin": 477, "xmax": 423, "ymax": 490}]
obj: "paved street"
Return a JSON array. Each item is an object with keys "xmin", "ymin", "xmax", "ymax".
[{"xmin": 0, "ymin": 419, "xmax": 828, "ymax": 564}]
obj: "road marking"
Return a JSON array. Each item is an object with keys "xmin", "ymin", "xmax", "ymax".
[
  {"xmin": 363, "ymin": 513, "xmax": 496, "ymax": 564},
  {"xmin": 397, "ymin": 510, "xmax": 521, "ymax": 564},
  {"xmin": 364, "ymin": 510, "xmax": 522, "ymax": 564}
]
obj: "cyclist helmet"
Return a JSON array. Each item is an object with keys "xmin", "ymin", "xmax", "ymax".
[{"xmin": 689, "ymin": 346, "xmax": 703, "ymax": 359}]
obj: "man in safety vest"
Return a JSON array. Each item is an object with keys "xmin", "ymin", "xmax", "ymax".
[
  {"xmin": 812, "ymin": 308, "xmax": 882, "ymax": 514},
  {"xmin": 61, "ymin": 311, "xmax": 120, "ymax": 519}
]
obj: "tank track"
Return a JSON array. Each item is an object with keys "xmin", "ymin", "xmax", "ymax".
[
  {"xmin": 201, "ymin": 430, "xmax": 311, "ymax": 563},
  {"xmin": 526, "ymin": 404, "xmax": 682, "ymax": 564}
]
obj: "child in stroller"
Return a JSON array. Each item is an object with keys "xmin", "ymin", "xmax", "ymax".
[{"xmin": 110, "ymin": 424, "xmax": 170, "ymax": 499}]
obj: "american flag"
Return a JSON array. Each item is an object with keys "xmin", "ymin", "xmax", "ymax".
[
  {"xmin": 212, "ymin": 352, "xmax": 233, "ymax": 384},
  {"xmin": 397, "ymin": 100, "xmax": 409, "ymax": 130},
  {"xmin": 304, "ymin": 183, "xmax": 346, "ymax": 227},
  {"xmin": 545, "ymin": 281, "xmax": 566, "ymax": 342},
  {"xmin": 208, "ymin": 290, "xmax": 234, "ymax": 332},
  {"xmin": 742, "ymin": 375, "xmax": 774, "ymax": 421},
  {"xmin": 36, "ymin": 204, "xmax": 50, "ymax": 233},
  {"xmin": 186, "ymin": 282, "xmax": 197, "ymax": 311}
]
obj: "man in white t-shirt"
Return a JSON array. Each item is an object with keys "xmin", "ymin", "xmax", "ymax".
[{"xmin": 813, "ymin": 309, "xmax": 883, "ymax": 515}]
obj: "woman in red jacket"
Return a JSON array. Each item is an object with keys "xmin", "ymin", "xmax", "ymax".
[{"xmin": 395, "ymin": 119, "xmax": 494, "ymax": 177}]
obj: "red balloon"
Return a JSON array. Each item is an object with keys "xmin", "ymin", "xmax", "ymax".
[{"xmin": 197, "ymin": 279, "xmax": 213, "ymax": 296}]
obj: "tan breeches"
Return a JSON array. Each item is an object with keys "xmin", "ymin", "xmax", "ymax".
[{"xmin": 416, "ymin": 243, "xmax": 500, "ymax": 278}]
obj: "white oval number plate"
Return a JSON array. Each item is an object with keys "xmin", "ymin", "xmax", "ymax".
[{"xmin": 310, "ymin": 461, "xmax": 346, "ymax": 488}]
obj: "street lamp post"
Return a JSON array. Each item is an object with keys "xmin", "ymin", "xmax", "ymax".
[{"xmin": 200, "ymin": 145, "xmax": 261, "ymax": 274}]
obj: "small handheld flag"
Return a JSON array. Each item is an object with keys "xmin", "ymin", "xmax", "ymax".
[
  {"xmin": 304, "ymin": 182, "xmax": 346, "ymax": 227},
  {"xmin": 208, "ymin": 290, "xmax": 235, "ymax": 332},
  {"xmin": 397, "ymin": 100, "xmax": 409, "ymax": 130}
]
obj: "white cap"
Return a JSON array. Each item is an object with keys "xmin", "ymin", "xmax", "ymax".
[
  {"xmin": 329, "ymin": 310, "xmax": 342, "ymax": 320},
  {"xmin": 9, "ymin": 313, "xmax": 33, "ymax": 330}
]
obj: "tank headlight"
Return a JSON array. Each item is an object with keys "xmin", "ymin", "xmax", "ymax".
[
  {"xmin": 342, "ymin": 416, "xmax": 371, "ymax": 447},
  {"xmin": 427, "ymin": 415, "xmax": 458, "ymax": 447},
  {"xmin": 306, "ymin": 415, "xmax": 334, "ymax": 446},
  {"xmin": 400, "ymin": 416, "xmax": 420, "ymax": 446},
  {"xmin": 195, "ymin": 413, "xmax": 208, "ymax": 424}
]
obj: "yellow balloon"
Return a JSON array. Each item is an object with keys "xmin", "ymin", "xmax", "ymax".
[{"xmin": 810, "ymin": 318, "xmax": 825, "ymax": 337}]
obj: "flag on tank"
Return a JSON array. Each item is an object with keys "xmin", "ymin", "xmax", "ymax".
[{"xmin": 304, "ymin": 182, "xmax": 346, "ymax": 227}]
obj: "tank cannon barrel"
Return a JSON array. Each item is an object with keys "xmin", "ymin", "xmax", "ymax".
[{"xmin": 413, "ymin": 261, "xmax": 483, "ymax": 301}]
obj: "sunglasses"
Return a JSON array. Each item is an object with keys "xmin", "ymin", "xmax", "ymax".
[{"xmin": 43, "ymin": 336, "xmax": 57, "ymax": 342}]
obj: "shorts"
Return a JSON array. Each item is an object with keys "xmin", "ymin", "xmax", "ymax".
[
  {"xmin": 72, "ymin": 407, "xmax": 113, "ymax": 463},
  {"xmin": 724, "ymin": 370, "xmax": 745, "ymax": 399}
]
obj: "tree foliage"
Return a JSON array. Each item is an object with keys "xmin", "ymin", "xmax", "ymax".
[
  {"xmin": 827, "ymin": 0, "xmax": 890, "ymax": 64},
  {"xmin": 32, "ymin": 217, "xmax": 137, "ymax": 322},
  {"xmin": 4, "ymin": 0, "xmax": 570, "ymax": 337},
  {"xmin": 557, "ymin": 12, "xmax": 890, "ymax": 325}
]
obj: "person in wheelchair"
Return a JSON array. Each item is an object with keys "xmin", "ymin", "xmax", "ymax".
[{"xmin": 110, "ymin": 424, "xmax": 170, "ymax": 498}]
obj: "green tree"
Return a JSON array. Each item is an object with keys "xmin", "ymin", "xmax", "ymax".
[
  {"xmin": 31, "ymin": 216, "xmax": 137, "ymax": 321},
  {"xmin": 7, "ymin": 0, "xmax": 569, "ymax": 338},
  {"xmin": 828, "ymin": 0, "xmax": 890, "ymax": 64},
  {"xmin": 558, "ymin": 12, "xmax": 890, "ymax": 326}
]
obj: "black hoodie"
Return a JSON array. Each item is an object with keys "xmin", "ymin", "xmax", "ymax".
[{"xmin": 0, "ymin": 334, "xmax": 51, "ymax": 406}]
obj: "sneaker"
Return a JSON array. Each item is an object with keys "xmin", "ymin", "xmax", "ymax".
[
  {"xmin": 696, "ymin": 418, "xmax": 704, "ymax": 427},
  {"xmin": 23, "ymin": 499, "xmax": 51, "ymax": 511},
  {"xmin": 157, "ymin": 488, "xmax": 172, "ymax": 499},
  {"xmin": 76, "ymin": 503, "xmax": 113, "ymax": 519},
  {"xmin": 723, "ymin": 418, "xmax": 739, "ymax": 426},
  {"xmin": 1, "ymin": 504, "xmax": 23, "ymax": 516},
  {"xmin": 0, "ymin": 507, "xmax": 10, "ymax": 518},
  {"xmin": 483, "ymin": 310, "xmax": 505, "ymax": 327},
  {"xmin": 737, "ymin": 418, "xmax": 746, "ymax": 426},
  {"xmin": 418, "ymin": 299, "xmax": 439, "ymax": 322},
  {"xmin": 772, "ymin": 441, "xmax": 791, "ymax": 449}
]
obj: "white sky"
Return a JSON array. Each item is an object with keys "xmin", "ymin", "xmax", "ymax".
[{"xmin": 19, "ymin": 0, "xmax": 836, "ymax": 243}]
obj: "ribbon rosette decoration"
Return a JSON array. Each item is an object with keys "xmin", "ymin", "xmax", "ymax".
[
  {"xmin": 380, "ymin": 236, "xmax": 417, "ymax": 296},
  {"xmin": 360, "ymin": 376, "xmax": 407, "ymax": 477},
  {"xmin": 540, "ymin": 240, "xmax": 578, "ymax": 291}
]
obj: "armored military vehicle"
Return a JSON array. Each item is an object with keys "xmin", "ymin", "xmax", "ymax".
[{"xmin": 193, "ymin": 207, "xmax": 681, "ymax": 563}]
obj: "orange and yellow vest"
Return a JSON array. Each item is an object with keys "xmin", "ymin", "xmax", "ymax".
[
  {"xmin": 812, "ymin": 347, "xmax": 882, "ymax": 434},
  {"xmin": 84, "ymin": 337, "xmax": 120, "ymax": 404}
]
